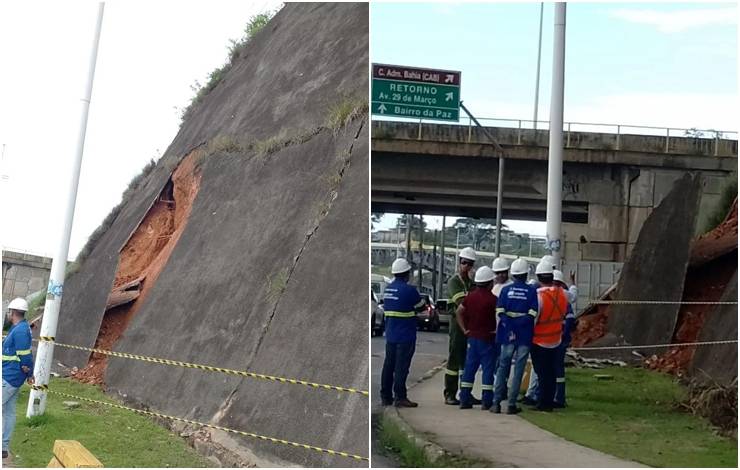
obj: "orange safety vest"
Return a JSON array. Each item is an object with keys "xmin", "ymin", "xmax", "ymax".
[{"xmin": 533, "ymin": 286, "xmax": 568, "ymax": 347}]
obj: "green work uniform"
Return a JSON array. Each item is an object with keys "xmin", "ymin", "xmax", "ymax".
[{"xmin": 444, "ymin": 272, "xmax": 473, "ymax": 399}]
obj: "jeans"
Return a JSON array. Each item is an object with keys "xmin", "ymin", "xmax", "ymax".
[
  {"xmin": 460, "ymin": 338, "xmax": 498, "ymax": 407},
  {"xmin": 530, "ymin": 344, "xmax": 559, "ymax": 409},
  {"xmin": 3, "ymin": 379, "xmax": 20, "ymax": 452},
  {"xmin": 493, "ymin": 343, "xmax": 530, "ymax": 409},
  {"xmin": 554, "ymin": 342, "xmax": 568, "ymax": 406},
  {"xmin": 525, "ymin": 369, "xmax": 539, "ymax": 401},
  {"xmin": 380, "ymin": 341, "xmax": 416, "ymax": 402}
]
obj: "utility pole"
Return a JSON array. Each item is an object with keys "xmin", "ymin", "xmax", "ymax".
[
  {"xmin": 431, "ymin": 230, "xmax": 438, "ymax": 300},
  {"xmin": 418, "ymin": 215, "xmax": 424, "ymax": 290},
  {"xmin": 533, "ymin": 2, "xmax": 544, "ymax": 130},
  {"xmin": 438, "ymin": 216, "xmax": 446, "ymax": 298},
  {"xmin": 545, "ymin": 2, "xmax": 566, "ymax": 267},
  {"xmin": 459, "ymin": 102, "xmax": 505, "ymax": 257},
  {"xmin": 395, "ymin": 222, "xmax": 401, "ymax": 258},
  {"xmin": 405, "ymin": 214, "xmax": 411, "ymax": 260},
  {"xmin": 28, "ymin": 2, "xmax": 105, "ymax": 417}
]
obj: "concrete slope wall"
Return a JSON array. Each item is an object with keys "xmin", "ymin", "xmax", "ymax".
[
  {"xmin": 606, "ymin": 173, "xmax": 703, "ymax": 349},
  {"xmin": 54, "ymin": 3, "xmax": 368, "ymax": 466},
  {"xmin": 691, "ymin": 270, "xmax": 738, "ymax": 385}
]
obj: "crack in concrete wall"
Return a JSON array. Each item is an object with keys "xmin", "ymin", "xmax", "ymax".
[{"xmin": 245, "ymin": 119, "xmax": 365, "ymax": 368}]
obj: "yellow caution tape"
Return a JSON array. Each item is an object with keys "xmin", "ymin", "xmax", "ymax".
[
  {"xmin": 46, "ymin": 389, "xmax": 368, "ymax": 462},
  {"xmin": 38, "ymin": 338, "xmax": 368, "ymax": 397},
  {"xmin": 571, "ymin": 339, "xmax": 738, "ymax": 351},
  {"xmin": 588, "ymin": 300, "xmax": 737, "ymax": 305}
]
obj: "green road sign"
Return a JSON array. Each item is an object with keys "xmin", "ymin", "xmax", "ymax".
[{"xmin": 372, "ymin": 63, "xmax": 461, "ymax": 122}]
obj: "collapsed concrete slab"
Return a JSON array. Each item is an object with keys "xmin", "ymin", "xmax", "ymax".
[
  {"xmin": 53, "ymin": 3, "xmax": 368, "ymax": 467},
  {"xmin": 606, "ymin": 172, "xmax": 703, "ymax": 350}
]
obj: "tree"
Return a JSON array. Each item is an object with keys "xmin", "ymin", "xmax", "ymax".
[{"xmin": 371, "ymin": 212, "xmax": 384, "ymax": 229}]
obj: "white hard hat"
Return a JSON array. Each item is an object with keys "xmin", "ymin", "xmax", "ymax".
[
  {"xmin": 474, "ymin": 266, "xmax": 495, "ymax": 283},
  {"xmin": 553, "ymin": 270, "xmax": 565, "ymax": 284},
  {"xmin": 492, "ymin": 257, "xmax": 509, "ymax": 272},
  {"xmin": 510, "ymin": 258, "xmax": 529, "ymax": 276},
  {"xmin": 541, "ymin": 255, "xmax": 556, "ymax": 269},
  {"xmin": 459, "ymin": 247, "xmax": 476, "ymax": 261},
  {"xmin": 8, "ymin": 298, "xmax": 28, "ymax": 312},
  {"xmin": 391, "ymin": 258, "xmax": 412, "ymax": 274},
  {"xmin": 535, "ymin": 260, "xmax": 554, "ymax": 275}
]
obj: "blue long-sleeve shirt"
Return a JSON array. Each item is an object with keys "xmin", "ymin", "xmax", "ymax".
[
  {"xmin": 495, "ymin": 280, "xmax": 538, "ymax": 346},
  {"xmin": 2, "ymin": 320, "xmax": 34, "ymax": 387}
]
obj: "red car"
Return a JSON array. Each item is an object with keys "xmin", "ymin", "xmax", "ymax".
[{"xmin": 416, "ymin": 294, "xmax": 441, "ymax": 332}]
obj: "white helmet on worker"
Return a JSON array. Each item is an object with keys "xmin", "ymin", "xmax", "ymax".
[
  {"xmin": 541, "ymin": 255, "xmax": 556, "ymax": 269},
  {"xmin": 7, "ymin": 298, "xmax": 28, "ymax": 313},
  {"xmin": 510, "ymin": 258, "xmax": 529, "ymax": 276},
  {"xmin": 553, "ymin": 269, "xmax": 565, "ymax": 284},
  {"xmin": 459, "ymin": 247, "xmax": 476, "ymax": 262},
  {"xmin": 474, "ymin": 266, "xmax": 495, "ymax": 284},
  {"xmin": 535, "ymin": 260, "xmax": 554, "ymax": 275},
  {"xmin": 491, "ymin": 257, "xmax": 509, "ymax": 273},
  {"xmin": 391, "ymin": 258, "xmax": 412, "ymax": 274}
]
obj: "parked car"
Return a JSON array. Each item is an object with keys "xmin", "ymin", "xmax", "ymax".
[
  {"xmin": 436, "ymin": 298, "xmax": 452, "ymax": 326},
  {"xmin": 371, "ymin": 289, "xmax": 385, "ymax": 336},
  {"xmin": 416, "ymin": 294, "xmax": 440, "ymax": 332},
  {"xmin": 371, "ymin": 273, "xmax": 390, "ymax": 302}
]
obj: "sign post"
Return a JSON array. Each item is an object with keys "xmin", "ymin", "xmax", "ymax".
[{"xmin": 371, "ymin": 63, "xmax": 461, "ymax": 122}]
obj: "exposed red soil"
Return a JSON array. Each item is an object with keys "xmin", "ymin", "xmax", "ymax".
[
  {"xmin": 572, "ymin": 198, "xmax": 737, "ymax": 363},
  {"xmin": 646, "ymin": 199, "xmax": 737, "ymax": 375},
  {"xmin": 73, "ymin": 152, "xmax": 201, "ymax": 386}
]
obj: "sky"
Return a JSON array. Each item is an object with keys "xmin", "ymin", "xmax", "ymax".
[
  {"xmin": 370, "ymin": 2, "xmax": 738, "ymax": 235},
  {"xmin": 0, "ymin": 0, "xmax": 282, "ymax": 259}
]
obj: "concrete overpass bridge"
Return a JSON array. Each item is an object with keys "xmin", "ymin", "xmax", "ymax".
[{"xmin": 371, "ymin": 120, "xmax": 737, "ymax": 262}]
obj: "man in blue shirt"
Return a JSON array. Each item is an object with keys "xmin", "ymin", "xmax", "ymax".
[
  {"xmin": 3, "ymin": 298, "xmax": 34, "ymax": 459},
  {"xmin": 491, "ymin": 258, "xmax": 538, "ymax": 415},
  {"xmin": 380, "ymin": 258, "xmax": 426, "ymax": 408}
]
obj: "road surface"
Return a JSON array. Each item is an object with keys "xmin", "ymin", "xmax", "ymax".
[{"xmin": 370, "ymin": 329, "xmax": 449, "ymax": 466}]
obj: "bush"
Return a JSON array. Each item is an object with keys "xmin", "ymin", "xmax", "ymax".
[{"xmin": 703, "ymin": 176, "xmax": 737, "ymax": 233}]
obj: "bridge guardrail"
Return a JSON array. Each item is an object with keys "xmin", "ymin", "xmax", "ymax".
[{"xmin": 373, "ymin": 116, "xmax": 738, "ymax": 157}]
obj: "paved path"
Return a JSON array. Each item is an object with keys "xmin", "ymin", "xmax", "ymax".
[
  {"xmin": 395, "ymin": 369, "xmax": 645, "ymax": 468},
  {"xmin": 371, "ymin": 331, "xmax": 448, "ymax": 466}
]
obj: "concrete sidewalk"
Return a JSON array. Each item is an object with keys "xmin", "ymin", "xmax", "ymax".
[{"xmin": 392, "ymin": 369, "xmax": 645, "ymax": 468}]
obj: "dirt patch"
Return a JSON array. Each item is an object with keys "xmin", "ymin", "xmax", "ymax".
[
  {"xmin": 73, "ymin": 152, "xmax": 202, "ymax": 385},
  {"xmin": 645, "ymin": 199, "xmax": 737, "ymax": 376},
  {"xmin": 571, "ymin": 304, "xmax": 610, "ymax": 348}
]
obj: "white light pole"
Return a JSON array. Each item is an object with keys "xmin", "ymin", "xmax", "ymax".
[
  {"xmin": 28, "ymin": 2, "xmax": 105, "ymax": 417},
  {"xmin": 533, "ymin": 2, "xmax": 544, "ymax": 130},
  {"xmin": 545, "ymin": 2, "xmax": 566, "ymax": 267}
]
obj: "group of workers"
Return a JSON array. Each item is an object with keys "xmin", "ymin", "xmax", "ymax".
[{"xmin": 380, "ymin": 248, "xmax": 577, "ymax": 414}]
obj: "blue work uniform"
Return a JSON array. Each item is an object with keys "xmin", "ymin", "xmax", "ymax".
[
  {"xmin": 3, "ymin": 319, "xmax": 33, "ymax": 453},
  {"xmin": 380, "ymin": 278, "xmax": 424, "ymax": 402},
  {"xmin": 493, "ymin": 280, "xmax": 538, "ymax": 410}
]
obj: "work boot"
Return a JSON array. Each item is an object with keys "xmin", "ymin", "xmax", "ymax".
[
  {"xmin": 395, "ymin": 398, "xmax": 418, "ymax": 408},
  {"xmin": 2, "ymin": 451, "xmax": 8, "ymax": 459},
  {"xmin": 459, "ymin": 402, "xmax": 473, "ymax": 410},
  {"xmin": 471, "ymin": 396, "xmax": 482, "ymax": 405},
  {"xmin": 381, "ymin": 398, "xmax": 393, "ymax": 406},
  {"xmin": 444, "ymin": 396, "xmax": 460, "ymax": 406},
  {"xmin": 489, "ymin": 403, "xmax": 501, "ymax": 414},
  {"xmin": 521, "ymin": 396, "xmax": 537, "ymax": 406},
  {"xmin": 481, "ymin": 402, "xmax": 492, "ymax": 411},
  {"xmin": 553, "ymin": 401, "xmax": 567, "ymax": 408},
  {"xmin": 506, "ymin": 406, "xmax": 522, "ymax": 415}
]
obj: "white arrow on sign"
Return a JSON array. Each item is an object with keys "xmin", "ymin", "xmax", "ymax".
[
  {"xmin": 378, "ymin": 104, "xmax": 387, "ymax": 113},
  {"xmin": 445, "ymin": 74, "xmax": 454, "ymax": 83},
  {"xmin": 445, "ymin": 92, "xmax": 453, "ymax": 101}
]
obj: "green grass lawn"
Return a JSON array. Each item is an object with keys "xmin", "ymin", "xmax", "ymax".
[
  {"xmin": 520, "ymin": 366, "xmax": 737, "ymax": 468},
  {"xmin": 9, "ymin": 377, "xmax": 213, "ymax": 468}
]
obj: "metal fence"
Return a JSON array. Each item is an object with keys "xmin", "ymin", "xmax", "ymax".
[{"xmin": 374, "ymin": 115, "xmax": 738, "ymax": 156}]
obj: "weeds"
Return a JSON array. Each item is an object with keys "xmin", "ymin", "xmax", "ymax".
[
  {"xmin": 266, "ymin": 268, "xmax": 289, "ymax": 304},
  {"xmin": 180, "ymin": 8, "xmax": 280, "ymax": 123},
  {"xmin": 326, "ymin": 95, "xmax": 368, "ymax": 132},
  {"xmin": 702, "ymin": 175, "xmax": 737, "ymax": 233}
]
